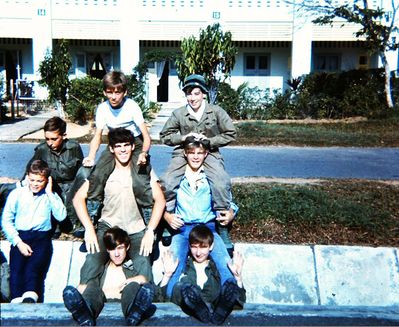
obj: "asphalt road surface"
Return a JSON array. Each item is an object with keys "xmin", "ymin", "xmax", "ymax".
[{"xmin": 1, "ymin": 143, "xmax": 399, "ymax": 180}]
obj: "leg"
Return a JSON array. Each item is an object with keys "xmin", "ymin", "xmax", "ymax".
[
  {"xmin": 203, "ymin": 154, "xmax": 231, "ymax": 211},
  {"xmin": 127, "ymin": 231, "xmax": 153, "ymax": 282},
  {"xmin": 63, "ymin": 285, "xmax": 96, "ymax": 326},
  {"xmin": 0, "ymin": 251, "xmax": 10, "ymax": 302},
  {"xmin": 177, "ymin": 283, "xmax": 211, "ymax": 323},
  {"xmin": 212, "ymin": 278, "xmax": 240, "ymax": 325},
  {"xmin": 22, "ymin": 232, "xmax": 53, "ymax": 302},
  {"xmin": 166, "ymin": 226, "xmax": 191, "ymax": 298},
  {"xmin": 160, "ymin": 153, "xmax": 187, "ymax": 211},
  {"xmin": 79, "ymin": 223, "xmax": 109, "ymax": 285},
  {"xmin": 82, "ymin": 282, "xmax": 106, "ymax": 319},
  {"xmin": 208, "ymin": 231, "xmax": 234, "ymax": 286},
  {"xmin": 124, "ymin": 282, "xmax": 155, "ymax": 326},
  {"xmin": 9, "ymin": 244, "xmax": 28, "ymax": 300}
]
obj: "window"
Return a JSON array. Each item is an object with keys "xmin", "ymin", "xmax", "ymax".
[
  {"xmin": 244, "ymin": 54, "xmax": 270, "ymax": 76},
  {"xmin": 0, "ymin": 52, "xmax": 4, "ymax": 67},
  {"xmin": 314, "ymin": 54, "xmax": 340, "ymax": 72},
  {"xmin": 169, "ymin": 60, "xmax": 177, "ymax": 75}
]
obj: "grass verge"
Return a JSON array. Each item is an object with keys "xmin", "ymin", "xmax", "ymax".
[
  {"xmin": 235, "ymin": 118, "xmax": 399, "ymax": 146},
  {"xmin": 231, "ymin": 179, "xmax": 399, "ymax": 247}
]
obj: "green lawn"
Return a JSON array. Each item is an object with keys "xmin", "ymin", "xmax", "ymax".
[{"xmin": 235, "ymin": 118, "xmax": 399, "ymax": 146}]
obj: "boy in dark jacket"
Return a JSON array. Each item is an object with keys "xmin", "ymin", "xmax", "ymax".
[
  {"xmin": 63, "ymin": 227, "xmax": 155, "ymax": 326},
  {"xmin": 158, "ymin": 224, "xmax": 245, "ymax": 325}
]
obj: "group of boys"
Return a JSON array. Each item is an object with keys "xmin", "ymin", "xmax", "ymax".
[{"xmin": 0, "ymin": 71, "xmax": 246, "ymax": 326}]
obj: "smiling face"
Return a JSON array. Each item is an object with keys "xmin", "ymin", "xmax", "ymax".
[
  {"xmin": 104, "ymin": 86, "xmax": 127, "ymax": 108},
  {"xmin": 184, "ymin": 146, "xmax": 208, "ymax": 172},
  {"xmin": 28, "ymin": 172, "xmax": 48, "ymax": 194},
  {"xmin": 189, "ymin": 242, "xmax": 214, "ymax": 264},
  {"xmin": 107, "ymin": 243, "xmax": 129, "ymax": 266},
  {"xmin": 109, "ymin": 141, "xmax": 134, "ymax": 167},
  {"xmin": 185, "ymin": 87, "xmax": 205, "ymax": 112},
  {"xmin": 45, "ymin": 131, "xmax": 65, "ymax": 152}
]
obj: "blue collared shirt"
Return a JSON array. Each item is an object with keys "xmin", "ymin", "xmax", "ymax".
[
  {"xmin": 1, "ymin": 185, "xmax": 66, "ymax": 246},
  {"xmin": 175, "ymin": 170, "xmax": 216, "ymax": 224}
]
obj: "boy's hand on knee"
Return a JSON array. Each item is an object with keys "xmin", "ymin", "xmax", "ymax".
[
  {"xmin": 164, "ymin": 212, "xmax": 184, "ymax": 230},
  {"xmin": 216, "ymin": 209, "xmax": 234, "ymax": 226},
  {"xmin": 17, "ymin": 241, "xmax": 33, "ymax": 257},
  {"xmin": 82, "ymin": 157, "xmax": 95, "ymax": 167},
  {"xmin": 136, "ymin": 152, "xmax": 148, "ymax": 166}
]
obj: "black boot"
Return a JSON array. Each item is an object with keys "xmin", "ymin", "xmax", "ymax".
[
  {"xmin": 212, "ymin": 279, "xmax": 239, "ymax": 325},
  {"xmin": 181, "ymin": 283, "xmax": 211, "ymax": 323},
  {"xmin": 125, "ymin": 283, "xmax": 155, "ymax": 326},
  {"xmin": 63, "ymin": 286, "xmax": 95, "ymax": 326}
]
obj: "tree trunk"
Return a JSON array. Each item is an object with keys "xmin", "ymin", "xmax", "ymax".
[{"xmin": 380, "ymin": 51, "xmax": 394, "ymax": 109}]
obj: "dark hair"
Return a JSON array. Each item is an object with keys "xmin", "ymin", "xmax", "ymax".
[
  {"xmin": 183, "ymin": 136, "xmax": 210, "ymax": 152},
  {"xmin": 102, "ymin": 71, "xmax": 128, "ymax": 92},
  {"xmin": 44, "ymin": 117, "xmax": 67, "ymax": 135},
  {"xmin": 27, "ymin": 159, "xmax": 51, "ymax": 178},
  {"xmin": 103, "ymin": 227, "xmax": 130, "ymax": 251},
  {"xmin": 189, "ymin": 225, "xmax": 214, "ymax": 247},
  {"xmin": 108, "ymin": 127, "xmax": 135, "ymax": 147}
]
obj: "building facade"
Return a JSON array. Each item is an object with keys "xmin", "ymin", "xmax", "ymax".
[{"xmin": 0, "ymin": 0, "xmax": 398, "ymax": 103}]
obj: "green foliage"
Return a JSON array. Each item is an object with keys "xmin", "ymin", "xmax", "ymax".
[
  {"xmin": 65, "ymin": 77, "xmax": 103, "ymax": 123},
  {"xmin": 38, "ymin": 39, "xmax": 72, "ymax": 109},
  {"xmin": 176, "ymin": 23, "xmax": 237, "ymax": 103}
]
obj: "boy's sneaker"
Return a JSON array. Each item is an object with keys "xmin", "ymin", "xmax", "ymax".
[
  {"xmin": 181, "ymin": 284, "xmax": 211, "ymax": 323},
  {"xmin": 212, "ymin": 279, "xmax": 239, "ymax": 325},
  {"xmin": 125, "ymin": 283, "xmax": 155, "ymax": 326},
  {"xmin": 63, "ymin": 286, "xmax": 95, "ymax": 326}
]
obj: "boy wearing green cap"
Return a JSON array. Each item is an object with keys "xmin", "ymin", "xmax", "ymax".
[{"xmin": 159, "ymin": 74, "xmax": 236, "ymax": 254}]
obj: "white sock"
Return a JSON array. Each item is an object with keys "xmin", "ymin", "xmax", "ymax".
[{"xmin": 22, "ymin": 291, "xmax": 39, "ymax": 302}]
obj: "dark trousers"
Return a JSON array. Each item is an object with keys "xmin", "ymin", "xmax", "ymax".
[
  {"xmin": 9, "ymin": 230, "xmax": 53, "ymax": 302},
  {"xmin": 83, "ymin": 280, "xmax": 143, "ymax": 318}
]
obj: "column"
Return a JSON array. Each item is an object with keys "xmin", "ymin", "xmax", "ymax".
[
  {"xmin": 119, "ymin": 0, "xmax": 140, "ymax": 74},
  {"xmin": 31, "ymin": 0, "xmax": 52, "ymax": 79}
]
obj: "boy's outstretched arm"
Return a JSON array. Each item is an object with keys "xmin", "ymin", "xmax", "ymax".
[
  {"xmin": 73, "ymin": 180, "xmax": 99, "ymax": 253},
  {"xmin": 83, "ymin": 128, "xmax": 102, "ymax": 167}
]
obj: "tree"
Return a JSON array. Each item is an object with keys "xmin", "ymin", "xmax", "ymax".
[
  {"xmin": 175, "ymin": 23, "xmax": 237, "ymax": 104},
  {"xmin": 295, "ymin": 0, "xmax": 398, "ymax": 109},
  {"xmin": 38, "ymin": 39, "xmax": 72, "ymax": 112}
]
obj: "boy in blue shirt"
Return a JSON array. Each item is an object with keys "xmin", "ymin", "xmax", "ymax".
[{"xmin": 1, "ymin": 160, "xmax": 66, "ymax": 303}]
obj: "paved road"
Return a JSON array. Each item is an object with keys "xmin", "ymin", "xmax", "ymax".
[{"xmin": 1, "ymin": 143, "xmax": 399, "ymax": 180}]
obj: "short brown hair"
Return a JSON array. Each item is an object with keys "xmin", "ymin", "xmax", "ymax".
[
  {"xmin": 44, "ymin": 117, "xmax": 67, "ymax": 135},
  {"xmin": 102, "ymin": 71, "xmax": 128, "ymax": 92},
  {"xmin": 108, "ymin": 127, "xmax": 135, "ymax": 147},
  {"xmin": 103, "ymin": 227, "xmax": 130, "ymax": 250},
  {"xmin": 189, "ymin": 225, "xmax": 214, "ymax": 247},
  {"xmin": 27, "ymin": 160, "xmax": 51, "ymax": 178}
]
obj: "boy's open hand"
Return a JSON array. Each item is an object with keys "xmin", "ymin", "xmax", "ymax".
[
  {"xmin": 228, "ymin": 251, "xmax": 244, "ymax": 282},
  {"xmin": 162, "ymin": 250, "xmax": 179, "ymax": 277},
  {"xmin": 140, "ymin": 229, "xmax": 154, "ymax": 256},
  {"xmin": 45, "ymin": 176, "xmax": 53, "ymax": 194},
  {"xmin": 17, "ymin": 241, "xmax": 33, "ymax": 257},
  {"xmin": 84, "ymin": 228, "xmax": 100, "ymax": 254}
]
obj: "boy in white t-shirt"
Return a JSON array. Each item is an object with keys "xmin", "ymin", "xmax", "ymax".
[{"xmin": 80, "ymin": 72, "xmax": 154, "ymax": 234}]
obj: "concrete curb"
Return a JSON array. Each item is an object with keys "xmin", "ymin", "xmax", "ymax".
[{"xmin": 1, "ymin": 303, "xmax": 398, "ymax": 326}]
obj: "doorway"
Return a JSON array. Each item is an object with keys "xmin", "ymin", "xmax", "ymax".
[{"xmin": 157, "ymin": 61, "xmax": 169, "ymax": 102}]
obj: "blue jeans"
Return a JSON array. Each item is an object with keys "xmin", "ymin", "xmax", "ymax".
[{"xmin": 166, "ymin": 221, "xmax": 233, "ymax": 298}]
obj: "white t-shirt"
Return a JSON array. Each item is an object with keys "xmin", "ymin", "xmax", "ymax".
[{"xmin": 95, "ymin": 98, "xmax": 144, "ymax": 137}]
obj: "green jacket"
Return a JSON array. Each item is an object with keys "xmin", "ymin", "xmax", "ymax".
[
  {"xmin": 27, "ymin": 139, "xmax": 83, "ymax": 184},
  {"xmin": 160, "ymin": 103, "xmax": 236, "ymax": 152}
]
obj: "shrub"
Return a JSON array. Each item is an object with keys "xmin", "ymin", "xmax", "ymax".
[{"xmin": 65, "ymin": 77, "xmax": 103, "ymax": 123}]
